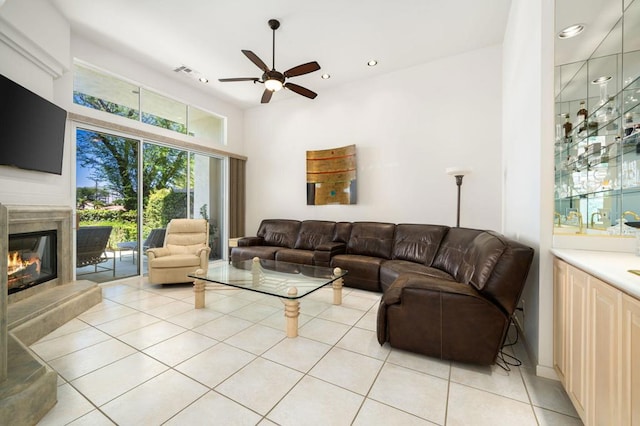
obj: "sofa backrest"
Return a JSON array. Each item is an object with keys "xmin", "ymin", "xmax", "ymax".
[
  {"xmin": 294, "ymin": 220, "xmax": 336, "ymax": 250},
  {"xmin": 347, "ymin": 222, "xmax": 395, "ymax": 259},
  {"xmin": 257, "ymin": 219, "xmax": 301, "ymax": 248},
  {"xmin": 392, "ymin": 224, "xmax": 449, "ymax": 265},
  {"xmin": 333, "ymin": 222, "xmax": 352, "ymax": 243},
  {"xmin": 476, "ymin": 232, "xmax": 534, "ymax": 315},
  {"xmin": 165, "ymin": 218, "xmax": 208, "ymax": 248},
  {"xmin": 434, "ymin": 227, "xmax": 534, "ymax": 315},
  {"xmin": 432, "ymin": 227, "xmax": 482, "ymax": 281}
]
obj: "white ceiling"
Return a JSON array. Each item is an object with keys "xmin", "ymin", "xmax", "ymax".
[{"xmin": 51, "ymin": 0, "xmax": 513, "ymax": 109}]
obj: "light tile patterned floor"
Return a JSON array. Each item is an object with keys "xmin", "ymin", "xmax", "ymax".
[{"xmin": 31, "ymin": 273, "xmax": 582, "ymax": 425}]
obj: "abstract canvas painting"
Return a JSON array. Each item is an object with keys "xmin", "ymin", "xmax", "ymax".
[{"xmin": 306, "ymin": 144, "xmax": 357, "ymax": 205}]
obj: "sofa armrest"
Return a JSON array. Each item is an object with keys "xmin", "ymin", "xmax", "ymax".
[
  {"xmin": 382, "ymin": 274, "xmax": 472, "ymax": 306},
  {"xmin": 377, "ymin": 274, "xmax": 509, "ymax": 364},
  {"xmin": 238, "ymin": 236, "xmax": 264, "ymax": 247},
  {"xmin": 313, "ymin": 242, "xmax": 346, "ymax": 267},
  {"xmin": 196, "ymin": 246, "xmax": 211, "ymax": 257},
  {"xmin": 147, "ymin": 247, "xmax": 170, "ymax": 258}
]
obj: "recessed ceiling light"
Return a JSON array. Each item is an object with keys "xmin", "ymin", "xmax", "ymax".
[
  {"xmin": 367, "ymin": 59, "xmax": 378, "ymax": 67},
  {"xmin": 321, "ymin": 73, "xmax": 330, "ymax": 79},
  {"xmin": 199, "ymin": 77, "xmax": 209, "ymax": 83},
  {"xmin": 558, "ymin": 24, "xmax": 585, "ymax": 39},
  {"xmin": 591, "ymin": 76, "xmax": 612, "ymax": 84}
]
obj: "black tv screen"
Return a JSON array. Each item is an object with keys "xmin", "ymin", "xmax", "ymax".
[{"xmin": 0, "ymin": 73, "xmax": 67, "ymax": 175}]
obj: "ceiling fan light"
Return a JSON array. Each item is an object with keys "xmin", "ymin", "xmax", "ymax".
[{"xmin": 265, "ymin": 78, "xmax": 283, "ymax": 91}]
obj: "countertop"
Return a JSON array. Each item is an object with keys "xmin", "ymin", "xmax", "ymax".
[{"xmin": 551, "ymin": 248, "xmax": 640, "ymax": 300}]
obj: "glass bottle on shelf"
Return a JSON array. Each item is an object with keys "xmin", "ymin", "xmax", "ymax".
[
  {"xmin": 577, "ymin": 101, "xmax": 588, "ymax": 133},
  {"xmin": 563, "ymin": 114, "xmax": 573, "ymax": 142}
]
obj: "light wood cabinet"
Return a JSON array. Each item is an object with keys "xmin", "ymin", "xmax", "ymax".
[
  {"xmin": 589, "ymin": 277, "xmax": 621, "ymax": 425},
  {"xmin": 553, "ymin": 258, "xmax": 637, "ymax": 425},
  {"xmin": 553, "ymin": 259, "xmax": 567, "ymax": 382},
  {"xmin": 622, "ymin": 294, "xmax": 640, "ymax": 425},
  {"xmin": 566, "ymin": 263, "xmax": 588, "ymax": 420}
]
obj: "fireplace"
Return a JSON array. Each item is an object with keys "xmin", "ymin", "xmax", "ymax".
[
  {"xmin": 5, "ymin": 205, "xmax": 72, "ymax": 305},
  {"xmin": 7, "ymin": 230, "xmax": 57, "ymax": 295}
]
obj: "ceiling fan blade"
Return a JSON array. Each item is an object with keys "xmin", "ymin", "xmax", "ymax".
[
  {"xmin": 218, "ymin": 77, "xmax": 259, "ymax": 82},
  {"xmin": 284, "ymin": 61, "xmax": 321, "ymax": 78},
  {"xmin": 242, "ymin": 50, "xmax": 269, "ymax": 72},
  {"xmin": 261, "ymin": 89, "xmax": 273, "ymax": 104},
  {"xmin": 284, "ymin": 82, "xmax": 317, "ymax": 99}
]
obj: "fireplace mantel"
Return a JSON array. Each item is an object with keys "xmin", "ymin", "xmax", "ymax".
[
  {"xmin": 5, "ymin": 205, "xmax": 72, "ymax": 304},
  {"xmin": 1, "ymin": 204, "xmax": 102, "ymax": 424}
]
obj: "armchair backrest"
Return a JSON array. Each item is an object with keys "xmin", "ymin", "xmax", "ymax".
[{"xmin": 164, "ymin": 219, "xmax": 208, "ymax": 253}]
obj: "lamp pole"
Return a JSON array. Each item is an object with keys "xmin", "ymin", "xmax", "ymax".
[
  {"xmin": 454, "ymin": 174, "xmax": 464, "ymax": 228},
  {"xmin": 446, "ymin": 167, "xmax": 471, "ymax": 228}
]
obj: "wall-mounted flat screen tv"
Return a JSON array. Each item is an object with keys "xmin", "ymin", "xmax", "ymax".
[{"xmin": 0, "ymin": 73, "xmax": 67, "ymax": 175}]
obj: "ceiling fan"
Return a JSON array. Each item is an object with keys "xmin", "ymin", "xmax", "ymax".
[{"xmin": 218, "ymin": 19, "xmax": 321, "ymax": 104}]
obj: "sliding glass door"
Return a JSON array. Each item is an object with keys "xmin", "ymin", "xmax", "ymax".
[
  {"xmin": 75, "ymin": 126, "xmax": 225, "ymax": 283},
  {"xmin": 75, "ymin": 127, "xmax": 141, "ymax": 282}
]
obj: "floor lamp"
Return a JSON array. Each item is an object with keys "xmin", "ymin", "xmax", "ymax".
[{"xmin": 446, "ymin": 167, "xmax": 471, "ymax": 227}]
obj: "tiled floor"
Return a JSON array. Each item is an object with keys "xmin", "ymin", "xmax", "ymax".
[{"xmin": 31, "ymin": 270, "xmax": 582, "ymax": 425}]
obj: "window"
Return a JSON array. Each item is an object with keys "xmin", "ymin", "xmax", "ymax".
[{"xmin": 73, "ymin": 62, "xmax": 226, "ymax": 144}]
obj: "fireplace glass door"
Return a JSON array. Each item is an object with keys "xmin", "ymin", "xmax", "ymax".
[{"xmin": 8, "ymin": 230, "xmax": 57, "ymax": 294}]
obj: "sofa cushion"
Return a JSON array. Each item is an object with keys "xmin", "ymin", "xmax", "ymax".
[
  {"xmin": 331, "ymin": 254, "xmax": 384, "ymax": 292},
  {"xmin": 230, "ymin": 245, "xmax": 281, "ymax": 261},
  {"xmin": 463, "ymin": 232, "xmax": 507, "ymax": 290},
  {"xmin": 149, "ymin": 254, "xmax": 201, "ymax": 268},
  {"xmin": 294, "ymin": 220, "xmax": 336, "ymax": 250},
  {"xmin": 392, "ymin": 224, "xmax": 449, "ymax": 265},
  {"xmin": 380, "ymin": 260, "xmax": 455, "ymax": 292},
  {"xmin": 257, "ymin": 219, "xmax": 301, "ymax": 248},
  {"xmin": 275, "ymin": 248, "xmax": 314, "ymax": 265},
  {"xmin": 347, "ymin": 222, "xmax": 395, "ymax": 259},
  {"xmin": 167, "ymin": 243, "xmax": 205, "ymax": 254},
  {"xmin": 432, "ymin": 228, "xmax": 483, "ymax": 283}
]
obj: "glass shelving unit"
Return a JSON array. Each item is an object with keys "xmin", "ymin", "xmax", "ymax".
[{"xmin": 554, "ymin": 0, "xmax": 640, "ymax": 235}]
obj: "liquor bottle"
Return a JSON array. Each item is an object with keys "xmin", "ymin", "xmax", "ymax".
[
  {"xmin": 577, "ymin": 101, "xmax": 588, "ymax": 134},
  {"xmin": 563, "ymin": 114, "xmax": 573, "ymax": 141}
]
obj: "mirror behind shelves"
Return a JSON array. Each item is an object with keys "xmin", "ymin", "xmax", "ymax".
[{"xmin": 554, "ymin": 0, "xmax": 640, "ymax": 236}]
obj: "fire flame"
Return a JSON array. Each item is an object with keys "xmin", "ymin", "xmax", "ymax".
[{"xmin": 7, "ymin": 251, "xmax": 41, "ymax": 276}]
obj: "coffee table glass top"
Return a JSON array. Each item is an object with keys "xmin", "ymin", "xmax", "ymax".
[{"xmin": 189, "ymin": 258, "xmax": 347, "ymax": 299}]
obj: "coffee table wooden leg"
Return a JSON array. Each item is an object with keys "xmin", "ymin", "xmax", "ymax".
[
  {"xmin": 194, "ymin": 269, "xmax": 205, "ymax": 309},
  {"xmin": 332, "ymin": 267, "xmax": 343, "ymax": 305},
  {"xmin": 284, "ymin": 287, "xmax": 299, "ymax": 338}
]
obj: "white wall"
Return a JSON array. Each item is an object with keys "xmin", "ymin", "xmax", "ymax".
[
  {"xmin": 243, "ymin": 45, "xmax": 504, "ymax": 235},
  {"xmin": 0, "ymin": 0, "xmax": 72, "ymax": 207},
  {"xmin": 502, "ymin": 0, "xmax": 555, "ymax": 378}
]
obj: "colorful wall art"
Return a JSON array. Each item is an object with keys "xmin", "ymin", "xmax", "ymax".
[{"xmin": 306, "ymin": 144, "xmax": 357, "ymax": 205}]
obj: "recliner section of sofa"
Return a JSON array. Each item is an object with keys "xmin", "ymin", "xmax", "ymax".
[{"xmin": 231, "ymin": 218, "xmax": 534, "ymax": 364}]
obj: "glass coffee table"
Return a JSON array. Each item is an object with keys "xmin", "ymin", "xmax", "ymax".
[{"xmin": 189, "ymin": 257, "xmax": 347, "ymax": 337}]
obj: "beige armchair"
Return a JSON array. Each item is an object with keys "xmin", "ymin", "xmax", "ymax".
[{"xmin": 147, "ymin": 218, "xmax": 210, "ymax": 284}]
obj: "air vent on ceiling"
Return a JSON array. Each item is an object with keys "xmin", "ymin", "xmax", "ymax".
[
  {"xmin": 173, "ymin": 65, "xmax": 208, "ymax": 83},
  {"xmin": 174, "ymin": 65, "xmax": 193, "ymax": 74}
]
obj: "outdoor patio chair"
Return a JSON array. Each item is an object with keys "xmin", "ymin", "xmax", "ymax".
[
  {"xmin": 117, "ymin": 228, "xmax": 166, "ymax": 263},
  {"xmin": 76, "ymin": 226, "xmax": 115, "ymax": 276},
  {"xmin": 147, "ymin": 218, "xmax": 210, "ymax": 284}
]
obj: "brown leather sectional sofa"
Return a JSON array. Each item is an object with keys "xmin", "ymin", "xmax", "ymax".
[{"xmin": 231, "ymin": 219, "xmax": 534, "ymax": 365}]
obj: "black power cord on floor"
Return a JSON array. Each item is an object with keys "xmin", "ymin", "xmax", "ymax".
[{"xmin": 495, "ymin": 317, "xmax": 523, "ymax": 372}]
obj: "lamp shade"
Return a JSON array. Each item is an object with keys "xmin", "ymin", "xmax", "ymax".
[
  {"xmin": 446, "ymin": 167, "xmax": 472, "ymax": 176},
  {"xmin": 265, "ymin": 78, "xmax": 283, "ymax": 92}
]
